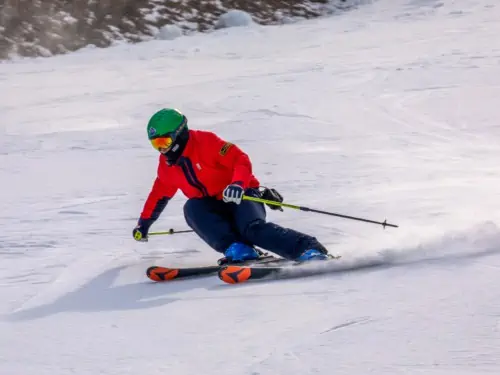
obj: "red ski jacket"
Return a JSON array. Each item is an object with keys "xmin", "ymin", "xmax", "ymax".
[{"xmin": 140, "ymin": 130, "xmax": 260, "ymax": 221}]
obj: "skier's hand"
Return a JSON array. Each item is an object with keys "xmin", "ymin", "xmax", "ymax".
[
  {"xmin": 132, "ymin": 219, "xmax": 153, "ymax": 242},
  {"xmin": 223, "ymin": 183, "xmax": 244, "ymax": 204}
]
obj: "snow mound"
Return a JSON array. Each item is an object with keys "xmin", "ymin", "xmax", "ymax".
[
  {"xmin": 156, "ymin": 25, "xmax": 183, "ymax": 41},
  {"xmin": 215, "ymin": 10, "xmax": 254, "ymax": 29}
]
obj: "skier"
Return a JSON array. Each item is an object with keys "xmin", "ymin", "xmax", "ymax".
[{"xmin": 133, "ymin": 108, "xmax": 330, "ymax": 263}]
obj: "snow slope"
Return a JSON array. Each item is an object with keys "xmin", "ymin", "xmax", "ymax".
[{"xmin": 1, "ymin": 0, "xmax": 500, "ymax": 374}]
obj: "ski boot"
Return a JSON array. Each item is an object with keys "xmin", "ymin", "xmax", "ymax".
[
  {"xmin": 218, "ymin": 242, "xmax": 261, "ymax": 265},
  {"xmin": 296, "ymin": 242, "xmax": 332, "ymax": 261},
  {"xmin": 296, "ymin": 249, "xmax": 330, "ymax": 262}
]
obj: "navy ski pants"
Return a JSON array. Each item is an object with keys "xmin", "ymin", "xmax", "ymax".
[{"xmin": 183, "ymin": 189, "xmax": 324, "ymax": 260}]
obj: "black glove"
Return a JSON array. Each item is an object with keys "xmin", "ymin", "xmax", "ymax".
[
  {"xmin": 133, "ymin": 218, "xmax": 154, "ymax": 242},
  {"xmin": 260, "ymin": 187, "xmax": 284, "ymax": 211}
]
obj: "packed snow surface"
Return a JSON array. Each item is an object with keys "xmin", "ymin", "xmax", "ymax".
[{"xmin": 1, "ymin": 0, "xmax": 500, "ymax": 374}]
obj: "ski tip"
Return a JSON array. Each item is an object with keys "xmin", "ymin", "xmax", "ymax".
[
  {"xmin": 146, "ymin": 266, "xmax": 179, "ymax": 282},
  {"xmin": 218, "ymin": 266, "xmax": 252, "ymax": 284}
]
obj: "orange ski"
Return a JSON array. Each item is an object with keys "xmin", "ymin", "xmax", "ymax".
[
  {"xmin": 146, "ymin": 265, "xmax": 220, "ymax": 282},
  {"xmin": 218, "ymin": 265, "xmax": 278, "ymax": 284},
  {"xmin": 218, "ymin": 255, "xmax": 342, "ymax": 284}
]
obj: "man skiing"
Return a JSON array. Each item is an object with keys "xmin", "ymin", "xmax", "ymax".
[{"xmin": 133, "ymin": 108, "xmax": 330, "ymax": 263}]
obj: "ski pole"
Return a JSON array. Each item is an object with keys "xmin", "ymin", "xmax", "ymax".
[
  {"xmin": 149, "ymin": 228, "xmax": 194, "ymax": 236},
  {"xmin": 242, "ymin": 195, "xmax": 398, "ymax": 228}
]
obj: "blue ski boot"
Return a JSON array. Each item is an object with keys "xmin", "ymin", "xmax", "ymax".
[
  {"xmin": 296, "ymin": 249, "xmax": 330, "ymax": 262},
  {"xmin": 221, "ymin": 242, "xmax": 260, "ymax": 264}
]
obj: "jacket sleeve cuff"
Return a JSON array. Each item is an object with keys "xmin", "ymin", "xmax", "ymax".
[
  {"xmin": 231, "ymin": 180, "xmax": 244, "ymax": 187},
  {"xmin": 138, "ymin": 218, "xmax": 155, "ymax": 230}
]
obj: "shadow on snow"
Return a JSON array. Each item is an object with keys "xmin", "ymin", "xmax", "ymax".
[{"xmin": 6, "ymin": 233, "xmax": 500, "ymax": 321}]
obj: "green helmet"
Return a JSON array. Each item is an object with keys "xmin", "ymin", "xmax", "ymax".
[{"xmin": 147, "ymin": 108, "xmax": 188, "ymax": 139}]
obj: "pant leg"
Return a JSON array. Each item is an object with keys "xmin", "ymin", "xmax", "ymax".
[
  {"xmin": 183, "ymin": 197, "xmax": 241, "ymax": 253},
  {"xmin": 231, "ymin": 189, "xmax": 326, "ymax": 259}
]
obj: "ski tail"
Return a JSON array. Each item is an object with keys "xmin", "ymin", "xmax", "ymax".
[
  {"xmin": 219, "ymin": 265, "xmax": 281, "ymax": 284},
  {"xmin": 146, "ymin": 265, "xmax": 220, "ymax": 282}
]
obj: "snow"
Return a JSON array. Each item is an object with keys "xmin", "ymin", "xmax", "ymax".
[
  {"xmin": 1, "ymin": 0, "xmax": 500, "ymax": 374},
  {"xmin": 156, "ymin": 24, "xmax": 184, "ymax": 41},
  {"xmin": 215, "ymin": 10, "xmax": 254, "ymax": 29}
]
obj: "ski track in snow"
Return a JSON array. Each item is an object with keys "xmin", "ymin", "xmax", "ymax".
[{"xmin": 2, "ymin": 0, "xmax": 500, "ymax": 374}]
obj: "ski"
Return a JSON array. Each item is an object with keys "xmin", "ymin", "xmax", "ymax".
[
  {"xmin": 218, "ymin": 265, "xmax": 281, "ymax": 284},
  {"xmin": 146, "ymin": 254, "xmax": 342, "ymax": 283},
  {"xmin": 146, "ymin": 254, "xmax": 286, "ymax": 282},
  {"xmin": 147, "ymin": 265, "xmax": 221, "ymax": 282},
  {"xmin": 218, "ymin": 255, "xmax": 342, "ymax": 284}
]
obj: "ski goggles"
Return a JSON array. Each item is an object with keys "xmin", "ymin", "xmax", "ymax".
[
  {"xmin": 150, "ymin": 117, "xmax": 188, "ymax": 152},
  {"xmin": 150, "ymin": 135, "xmax": 174, "ymax": 152}
]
